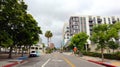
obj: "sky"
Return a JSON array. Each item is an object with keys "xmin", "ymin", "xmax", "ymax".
[{"xmin": 24, "ymin": 0, "xmax": 120, "ymax": 48}]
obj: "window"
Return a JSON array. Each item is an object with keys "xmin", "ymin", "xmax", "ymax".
[
  {"xmin": 75, "ymin": 17, "xmax": 79, "ymax": 21},
  {"xmin": 104, "ymin": 18, "xmax": 106, "ymax": 24},
  {"xmin": 73, "ymin": 30, "xmax": 76, "ymax": 33},
  {"xmin": 89, "ymin": 17, "xmax": 92, "ymax": 22},
  {"xmin": 117, "ymin": 18, "xmax": 120, "ymax": 21},
  {"xmin": 73, "ymin": 26, "xmax": 78, "ymax": 29},
  {"xmin": 67, "ymin": 37, "xmax": 69, "ymax": 39},
  {"xmin": 73, "ymin": 22, "xmax": 78, "ymax": 25},
  {"xmin": 67, "ymin": 34, "xmax": 69, "ymax": 36},
  {"xmin": 93, "ymin": 17, "xmax": 96, "ymax": 24},
  {"xmin": 66, "ymin": 27, "xmax": 69, "ymax": 29},
  {"xmin": 112, "ymin": 17, "xmax": 116, "ymax": 24},
  {"xmin": 108, "ymin": 18, "xmax": 111, "ymax": 24}
]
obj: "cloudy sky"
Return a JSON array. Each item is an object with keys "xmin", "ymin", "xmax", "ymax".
[{"xmin": 24, "ymin": 0, "xmax": 120, "ymax": 48}]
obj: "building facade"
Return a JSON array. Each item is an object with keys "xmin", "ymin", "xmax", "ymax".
[
  {"xmin": 62, "ymin": 23, "xmax": 70, "ymax": 46},
  {"xmin": 69, "ymin": 15, "xmax": 120, "ymax": 51}
]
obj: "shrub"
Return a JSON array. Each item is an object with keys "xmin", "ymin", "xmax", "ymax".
[{"xmin": 82, "ymin": 51, "xmax": 120, "ymax": 60}]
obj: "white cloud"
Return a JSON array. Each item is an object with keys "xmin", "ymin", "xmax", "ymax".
[{"xmin": 25, "ymin": 0, "xmax": 120, "ymax": 47}]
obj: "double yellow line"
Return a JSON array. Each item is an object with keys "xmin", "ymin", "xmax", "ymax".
[
  {"xmin": 61, "ymin": 56, "xmax": 75, "ymax": 67},
  {"xmin": 54, "ymin": 53, "xmax": 75, "ymax": 67}
]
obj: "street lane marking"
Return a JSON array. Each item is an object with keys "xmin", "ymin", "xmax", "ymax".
[
  {"xmin": 52, "ymin": 59, "xmax": 63, "ymax": 62},
  {"xmin": 41, "ymin": 58, "xmax": 51, "ymax": 67},
  {"xmin": 62, "ymin": 56, "xmax": 75, "ymax": 67}
]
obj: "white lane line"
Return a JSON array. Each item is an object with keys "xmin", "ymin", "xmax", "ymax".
[{"xmin": 41, "ymin": 58, "xmax": 51, "ymax": 67}]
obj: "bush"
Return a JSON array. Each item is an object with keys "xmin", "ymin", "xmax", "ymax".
[
  {"xmin": 82, "ymin": 51, "xmax": 120, "ymax": 60},
  {"xmin": 45, "ymin": 47, "xmax": 53, "ymax": 54}
]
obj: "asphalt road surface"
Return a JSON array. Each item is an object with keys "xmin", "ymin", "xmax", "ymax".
[{"xmin": 19, "ymin": 52, "xmax": 104, "ymax": 67}]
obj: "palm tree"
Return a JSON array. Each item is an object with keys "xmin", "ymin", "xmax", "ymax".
[{"xmin": 45, "ymin": 31, "xmax": 53, "ymax": 47}]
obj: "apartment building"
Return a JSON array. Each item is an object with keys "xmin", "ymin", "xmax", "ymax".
[
  {"xmin": 69, "ymin": 15, "xmax": 120, "ymax": 51},
  {"xmin": 62, "ymin": 23, "xmax": 70, "ymax": 46}
]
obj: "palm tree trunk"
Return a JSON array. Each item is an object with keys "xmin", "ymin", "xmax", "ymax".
[{"xmin": 48, "ymin": 38, "xmax": 49, "ymax": 47}]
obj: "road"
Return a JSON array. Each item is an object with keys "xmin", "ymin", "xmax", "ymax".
[{"xmin": 19, "ymin": 52, "xmax": 104, "ymax": 67}]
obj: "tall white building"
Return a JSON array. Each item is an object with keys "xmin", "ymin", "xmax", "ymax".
[
  {"xmin": 62, "ymin": 23, "xmax": 70, "ymax": 46},
  {"xmin": 69, "ymin": 15, "xmax": 120, "ymax": 51}
]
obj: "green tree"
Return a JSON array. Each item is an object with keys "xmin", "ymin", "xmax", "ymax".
[
  {"xmin": 0, "ymin": 31, "xmax": 13, "ymax": 48},
  {"xmin": 0, "ymin": 0, "xmax": 26, "ymax": 58},
  {"xmin": 70, "ymin": 32, "xmax": 89, "ymax": 52},
  {"xmin": 0, "ymin": 0, "xmax": 42, "ymax": 58},
  {"xmin": 91, "ymin": 23, "xmax": 120, "ymax": 61},
  {"xmin": 108, "ymin": 41, "xmax": 119, "ymax": 53},
  {"xmin": 45, "ymin": 30, "xmax": 53, "ymax": 46},
  {"xmin": 91, "ymin": 24, "xmax": 109, "ymax": 62},
  {"xmin": 112, "ymin": 22, "xmax": 120, "ymax": 45}
]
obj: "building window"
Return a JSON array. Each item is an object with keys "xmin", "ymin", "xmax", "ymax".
[
  {"xmin": 73, "ymin": 26, "xmax": 78, "ymax": 29},
  {"xmin": 108, "ymin": 18, "xmax": 111, "ymax": 24},
  {"xmin": 112, "ymin": 17, "xmax": 116, "ymax": 24},
  {"xmin": 67, "ymin": 34, "xmax": 69, "ymax": 36},
  {"xmin": 89, "ymin": 16, "xmax": 92, "ymax": 22},
  {"xmin": 117, "ymin": 18, "xmax": 120, "ymax": 21},
  {"xmin": 93, "ymin": 17, "xmax": 96, "ymax": 24},
  {"xmin": 73, "ymin": 22, "xmax": 76, "ymax": 25},
  {"xmin": 66, "ymin": 30, "xmax": 69, "ymax": 32},
  {"xmin": 75, "ymin": 17, "xmax": 79, "ymax": 22},
  {"xmin": 66, "ymin": 27, "xmax": 69, "ymax": 29},
  {"xmin": 73, "ymin": 30, "xmax": 76, "ymax": 33},
  {"xmin": 104, "ymin": 18, "xmax": 106, "ymax": 24}
]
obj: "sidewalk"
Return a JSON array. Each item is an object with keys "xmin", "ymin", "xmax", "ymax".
[
  {"xmin": 63, "ymin": 52, "xmax": 120, "ymax": 67},
  {"xmin": 0, "ymin": 52, "xmax": 46, "ymax": 67},
  {"xmin": 0, "ymin": 53, "xmax": 28, "ymax": 67},
  {"xmin": 81, "ymin": 56, "xmax": 120, "ymax": 67}
]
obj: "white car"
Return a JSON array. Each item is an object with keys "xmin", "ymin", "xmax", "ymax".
[{"xmin": 29, "ymin": 51, "xmax": 40, "ymax": 57}]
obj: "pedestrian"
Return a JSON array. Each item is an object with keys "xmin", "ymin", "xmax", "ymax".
[{"xmin": 73, "ymin": 47, "xmax": 77, "ymax": 56}]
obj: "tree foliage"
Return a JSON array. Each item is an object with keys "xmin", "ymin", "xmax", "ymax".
[
  {"xmin": 90, "ymin": 22, "xmax": 120, "ymax": 61},
  {"xmin": 0, "ymin": 0, "xmax": 42, "ymax": 58},
  {"xmin": 70, "ymin": 32, "xmax": 89, "ymax": 51},
  {"xmin": 108, "ymin": 41, "xmax": 119, "ymax": 53},
  {"xmin": 45, "ymin": 30, "xmax": 53, "ymax": 46}
]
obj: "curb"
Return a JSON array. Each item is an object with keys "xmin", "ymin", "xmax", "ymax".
[
  {"xmin": 88, "ymin": 60, "xmax": 116, "ymax": 67},
  {"xmin": 3, "ymin": 60, "xmax": 25, "ymax": 67}
]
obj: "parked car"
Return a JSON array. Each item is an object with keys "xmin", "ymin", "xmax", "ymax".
[{"xmin": 29, "ymin": 51, "xmax": 40, "ymax": 57}]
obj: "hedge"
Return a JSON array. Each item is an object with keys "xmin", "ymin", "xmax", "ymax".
[{"xmin": 82, "ymin": 52, "xmax": 120, "ymax": 60}]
